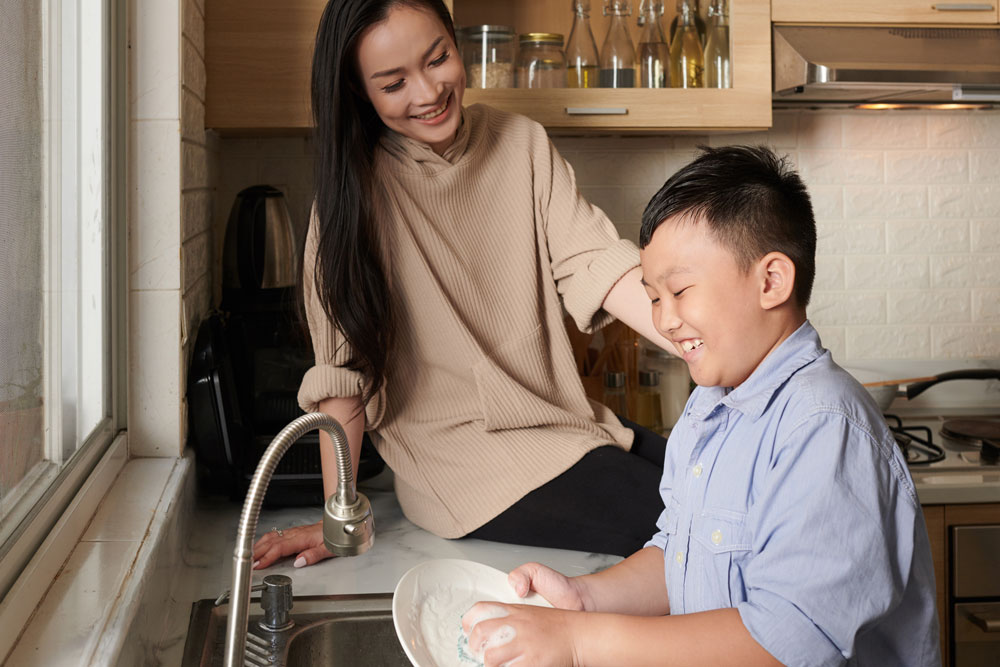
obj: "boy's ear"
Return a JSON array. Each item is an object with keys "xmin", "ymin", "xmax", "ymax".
[{"xmin": 758, "ymin": 252, "xmax": 796, "ymax": 310}]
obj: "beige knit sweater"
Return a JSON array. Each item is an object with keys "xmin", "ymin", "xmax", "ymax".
[{"xmin": 299, "ymin": 104, "xmax": 638, "ymax": 538}]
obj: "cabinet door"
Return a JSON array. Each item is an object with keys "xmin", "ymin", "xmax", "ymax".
[
  {"xmin": 772, "ymin": 1, "xmax": 999, "ymax": 24},
  {"xmin": 456, "ymin": 0, "xmax": 772, "ymax": 132},
  {"xmin": 923, "ymin": 505, "xmax": 949, "ymax": 667}
]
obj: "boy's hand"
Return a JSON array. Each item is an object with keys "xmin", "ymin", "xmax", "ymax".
[
  {"xmin": 461, "ymin": 603, "xmax": 581, "ymax": 667},
  {"xmin": 507, "ymin": 562, "xmax": 589, "ymax": 611}
]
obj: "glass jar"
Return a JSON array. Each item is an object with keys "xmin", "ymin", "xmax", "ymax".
[
  {"xmin": 458, "ymin": 25, "xmax": 515, "ymax": 89},
  {"xmin": 642, "ymin": 346, "xmax": 691, "ymax": 431},
  {"xmin": 603, "ymin": 371, "xmax": 628, "ymax": 417},
  {"xmin": 517, "ymin": 33, "xmax": 567, "ymax": 88},
  {"xmin": 635, "ymin": 370, "xmax": 665, "ymax": 434}
]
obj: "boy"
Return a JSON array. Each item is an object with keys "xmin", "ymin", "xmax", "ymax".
[{"xmin": 462, "ymin": 146, "xmax": 940, "ymax": 666}]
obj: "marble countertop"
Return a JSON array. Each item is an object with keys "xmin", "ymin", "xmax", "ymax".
[{"xmin": 182, "ymin": 469, "xmax": 622, "ymax": 605}]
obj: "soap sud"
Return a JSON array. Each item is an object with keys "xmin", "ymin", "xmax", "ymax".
[{"xmin": 416, "ymin": 580, "xmax": 511, "ymax": 666}]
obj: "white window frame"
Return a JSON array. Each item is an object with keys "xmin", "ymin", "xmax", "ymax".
[{"xmin": 0, "ymin": 0, "xmax": 126, "ymax": 614}]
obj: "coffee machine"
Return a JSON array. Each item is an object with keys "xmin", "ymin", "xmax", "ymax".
[{"xmin": 189, "ymin": 185, "xmax": 383, "ymax": 505}]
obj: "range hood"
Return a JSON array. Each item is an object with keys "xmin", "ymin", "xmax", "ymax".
[{"xmin": 773, "ymin": 24, "xmax": 1000, "ymax": 107}]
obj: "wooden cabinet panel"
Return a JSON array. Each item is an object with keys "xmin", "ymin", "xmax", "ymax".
[
  {"xmin": 922, "ymin": 505, "xmax": 948, "ymax": 667},
  {"xmin": 772, "ymin": 1, "xmax": 999, "ymax": 24},
  {"xmin": 206, "ymin": 0, "xmax": 771, "ymax": 134}
]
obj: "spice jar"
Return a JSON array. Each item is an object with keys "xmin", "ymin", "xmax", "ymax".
[
  {"xmin": 635, "ymin": 370, "xmax": 664, "ymax": 434},
  {"xmin": 603, "ymin": 371, "xmax": 628, "ymax": 417},
  {"xmin": 458, "ymin": 25, "xmax": 515, "ymax": 88},
  {"xmin": 516, "ymin": 33, "xmax": 567, "ymax": 88}
]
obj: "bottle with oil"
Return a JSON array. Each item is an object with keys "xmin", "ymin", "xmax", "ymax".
[
  {"xmin": 599, "ymin": 0, "xmax": 636, "ymax": 88},
  {"xmin": 669, "ymin": 0, "xmax": 704, "ymax": 88},
  {"xmin": 637, "ymin": 0, "xmax": 669, "ymax": 88},
  {"xmin": 635, "ymin": 370, "xmax": 664, "ymax": 434},
  {"xmin": 704, "ymin": 0, "xmax": 730, "ymax": 88},
  {"xmin": 669, "ymin": 0, "xmax": 706, "ymax": 45},
  {"xmin": 566, "ymin": 0, "xmax": 600, "ymax": 88}
]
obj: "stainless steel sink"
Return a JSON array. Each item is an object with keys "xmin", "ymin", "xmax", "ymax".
[{"xmin": 181, "ymin": 593, "xmax": 412, "ymax": 666}]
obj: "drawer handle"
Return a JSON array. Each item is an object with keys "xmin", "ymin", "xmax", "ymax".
[
  {"xmin": 968, "ymin": 610, "xmax": 1000, "ymax": 633},
  {"xmin": 932, "ymin": 3, "xmax": 995, "ymax": 10},
  {"xmin": 565, "ymin": 107, "xmax": 629, "ymax": 115}
]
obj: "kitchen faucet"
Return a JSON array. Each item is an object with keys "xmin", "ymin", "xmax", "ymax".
[{"xmin": 223, "ymin": 412, "xmax": 374, "ymax": 667}]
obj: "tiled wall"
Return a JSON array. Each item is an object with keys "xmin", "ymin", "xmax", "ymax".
[
  {"xmin": 129, "ymin": 0, "xmax": 215, "ymax": 457},
  {"xmin": 208, "ymin": 110, "xmax": 1000, "ymax": 367}
]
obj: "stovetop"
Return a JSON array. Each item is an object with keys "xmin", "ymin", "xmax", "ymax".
[{"xmin": 889, "ymin": 414, "xmax": 1000, "ymax": 471}]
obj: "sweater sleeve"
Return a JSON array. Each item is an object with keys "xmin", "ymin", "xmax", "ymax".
[
  {"xmin": 536, "ymin": 132, "xmax": 640, "ymax": 334},
  {"xmin": 297, "ymin": 205, "xmax": 385, "ymax": 425}
]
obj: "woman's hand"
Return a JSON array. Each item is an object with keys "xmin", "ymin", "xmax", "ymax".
[
  {"xmin": 461, "ymin": 603, "xmax": 582, "ymax": 667},
  {"xmin": 252, "ymin": 521, "xmax": 334, "ymax": 569},
  {"xmin": 506, "ymin": 562, "xmax": 589, "ymax": 612}
]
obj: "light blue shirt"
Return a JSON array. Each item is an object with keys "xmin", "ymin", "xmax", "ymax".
[{"xmin": 647, "ymin": 321, "xmax": 940, "ymax": 666}]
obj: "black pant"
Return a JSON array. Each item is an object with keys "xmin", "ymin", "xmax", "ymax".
[{"xmin": 467, "ymin": 418, "xmax": 667, "ymax": 557}]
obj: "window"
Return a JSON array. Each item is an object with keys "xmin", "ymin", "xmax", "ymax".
[{"xmin": 0, "ymin": 0, "xmax": 124, "ymax": 599}]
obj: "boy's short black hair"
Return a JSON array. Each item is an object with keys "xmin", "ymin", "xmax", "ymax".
[{"xmin": 639, "ymin": 145, "xmax": 817, "ymax": 308}]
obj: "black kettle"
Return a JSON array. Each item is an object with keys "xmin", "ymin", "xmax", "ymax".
[{"xmin": 222, "ymin": 185, "xmax": 298, "ymax": 293}]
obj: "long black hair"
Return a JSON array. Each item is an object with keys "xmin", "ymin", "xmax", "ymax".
[{"xmin": 310, "ymin": 0, "xmax": 456, "ymax": 406}]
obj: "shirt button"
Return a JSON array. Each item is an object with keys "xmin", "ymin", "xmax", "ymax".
[
  {"xmin": 675, "ymin": 551, "xmax": 684, "ymax": 565},
  {"xmin": 711, "ymin": 529, "xmax": 723, "ymax": 545},
  {"xmin": 692, "ymin": 463, "xmax": 703, "ymax": 478}
]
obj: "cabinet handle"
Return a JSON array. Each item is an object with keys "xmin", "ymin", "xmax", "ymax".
[
  {"xmin": 968, "ymin": 611, "xmax": 1000, "ymax": 633},
  {"xmin": 932, "ymin": 3, "xmax": 995, "ymax": 10},
  {"xmin": 565, "ymin": 107, "xmax": 629, "ymax": 115}
]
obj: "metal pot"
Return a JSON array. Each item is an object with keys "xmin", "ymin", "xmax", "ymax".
[{"xmin": 854, "ymin": 368, "xmax": 1000, "ymax": 412}]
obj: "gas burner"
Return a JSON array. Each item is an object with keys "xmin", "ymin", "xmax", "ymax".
[
  {"xmin": 941, "ymin": 419, "xmax": 1000, "ymax": 448},
  {"xmin": 885, "ymin": 414, "xmax": 946, "ymax": 465}
]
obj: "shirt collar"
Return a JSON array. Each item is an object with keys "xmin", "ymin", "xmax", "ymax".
[
  {"xmin": 689, "ymin": 320, "xmax": 824, "ymax": 422},
  {"xmin": 379, "ymin": 105, "xmax": 471, "ymax": 171}
]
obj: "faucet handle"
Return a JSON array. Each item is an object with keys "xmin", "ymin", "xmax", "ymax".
[{"xmin": 214, "ymin": 581, "xmax": 267, "ymax": 607}]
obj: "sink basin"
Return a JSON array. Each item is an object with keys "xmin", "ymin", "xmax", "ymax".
[{"xmin": 180, "ymin": 593, "xmax": 412, "ymax": 666}]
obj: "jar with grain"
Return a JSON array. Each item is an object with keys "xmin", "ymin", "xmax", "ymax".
[
  {"xmin": 458, "ymin": 25, "xmax": 515, "ymax": 89},
  {"xmin": 517, "ymin": 33, "xmax": 567, "ymax": 88}
]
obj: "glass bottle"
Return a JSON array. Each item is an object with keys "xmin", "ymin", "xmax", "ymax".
[
  {"xmin": 669, "ymin": 0, "xmax": 706, "ymax": 45},
  {"xmin": 599, "ymin": 0, "xmax": 636, "ymax": 88},
  {"xmin": 704, "ymin": 0, "xmax": 730, "ymax": 88},
  {"xmin": 635, "ymin": 370, "xmax": 664, "ymax": 433},
  {"xmin": 637, "ymin": 0, "xmax": 670, "ymax": 88},
  {"xmin": 603, "ymin": 371, "xmax": 629, "ymax": 416},
  {"xmin": 566, "ymin": 0, "xmax": 600, "ymax": 88},
  {"xmin": 669, "ymin": 0, "xmax": 704, "ymax": 88}
]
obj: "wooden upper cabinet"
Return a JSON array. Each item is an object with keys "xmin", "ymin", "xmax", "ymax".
[
  {"xmin": 206, "ymin": 0, "xmax": 772, "ymax": 134},
  {"xmin": 772, "ymin": 1, "xmax": 1000, "ymax": 24}
]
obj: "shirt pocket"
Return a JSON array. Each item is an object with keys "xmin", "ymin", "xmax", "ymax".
[{"xmin": 691, "ymin": 508, "xmax": 752, "ymax": 609}]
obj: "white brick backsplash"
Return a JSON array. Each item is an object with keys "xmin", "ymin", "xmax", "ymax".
[
  {"xmin": 182, "ymin": 140, "xmax": 209, "ymax": 190},
  {"xmin": 932, "ymin": 255, "xmax": 1000, "ymax": 288},
  {"xmin": 817, "ymin": 220, "xmax": 885, "ymax": 255},
  {"xmin": 932, "ymin": 325, "xmax": 1000, "ymax": 358},
  {"xmin": 927, "ymin": 112, "xmax": 1000, "ymax": 148},
  {"xmin": 798, "ymin": 150, "xmax": 883, "ymax": 185},
  {"xmin": 181, "ymin": 231, "xmax": 211, "ymax": 294},
  {"xmin": 563, "ymin": 150, "xmax": 666, "ymax": 187},
  {"xmin": 847, "ymin": 326, "xmax": 931, "ymax": 359},
  {"xmin": 798, "ymin": 112, "xmax": 843, "ymax": 149},
  {"xmin": 888, "ymin": 290, "xmax": 970, "ymax": 324},
  {"xmin": 844, "ymin": 185, "xmax": 927, "ymax": 219},
  {"xmin": 970, "ymin": 151, "xmax": 1000, "ymax": 183},
  {"xmin": 813, "ymin": 325, "xmax": 846, "ymax": 360},
  {"xmin": 814, "ymin": 256, "xmax": 845, "ymax": 290},
  {"xmin": 973, "ymin": 289, "xmax": 1000, "ymax": 322},
  {"xmin": 885, "ymin": 150, "xmax": 968, "ymax": 185},
  {"xmin": 808, "ymin": 186, "xmax": 844, "ymax": 219},
  {"xmin": 810, "ymin": 291, "xmax": 885, "ymax": 325},
  {"xmin": 886, "ymin": 220, "xmax": 970, "ymax": 254},
  {"xmin": 181, "ymin": 189, "xmax": 212, "ymax": 241},
  {"xmin": 845, "ymin": 256, "xmax": 929, "ymax": 289},
  {"xmin": 624, "ymin": 185, "xmax": 662, "ymax": 226},
  {"xmin": 972, "ymin": 220, "xmax": 1000, "ymax": 252},
  {"xmin": 843, "ymin": 114, "xmax": 927, "ymax": 149},
  {"xmin": 931, "ymin": 184, "xmax": 1000, "ymax": 218}
]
